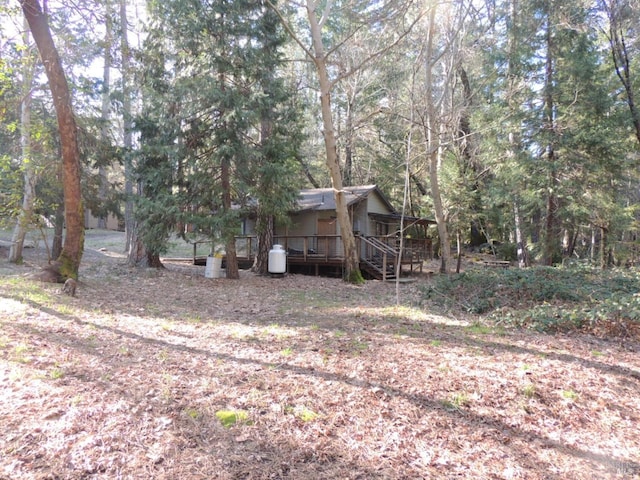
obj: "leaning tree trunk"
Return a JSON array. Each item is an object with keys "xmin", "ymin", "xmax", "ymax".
[
  {"xmin": 306, "ymin": 0, "xmax": 362, "ymax": 283},
  {"xmin": 20, "ymin": 0, "xmax": 84, "ymax": 279}
]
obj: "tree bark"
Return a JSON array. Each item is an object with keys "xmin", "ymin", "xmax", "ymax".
[
  {"xmin": 221, "ymin": 157, "xmax": 239, "ymax": 279},
  {"xmin": 457, "ymin": 64, "xmax": 486, "ymax": 247},
  {"xmin": 51, "ymin": 200, "xmax": 64, "ymax": 260},
  {"xmin": 297, "ymin": 157, "xmax": 320, "ymax": 188},
  {"xmin": 120, "ymin": 0, "xmax": 135, "ymax": 256},
  {"xmin": 513, "ymin": 200, "xmax": 529, "ymax": 268},
  {"xmin": 20, "ymin": 0, "xmax": 84, "ymax": 279},
  {"xmin": 424, "ymin": 6, "xmax": 451, "ymax": 274},
  {"xmin": 507, "ymin": 0, "xmax": 529, "ymax": 269},
  {"xmin": 98, "ymin": 0, "xmax": 113, "ymax": 230},
  {"xmin": 344, "ymin": 95, "xmax": 354, "ymax": 187},
  {"xmin": 253, "ymin": 103, "xmax": 276, "ymax": 275},
  {"xmin": 119, "ymin": 1, "xmax": 152, "ymax": 269},
  {"xmin": 542, "ymin": 13, "xmax": 559, "ymax": 266},
  {"xmin": 306, "ymin": 0, "xmax": 362, "ymax": 283},
  {"xmin": 252, "ymin": 212, "xmax": 274, "ymax": 275},
  {"xmin": 600, "ymin": 226, "xmax": 607, "ymax": 269}
]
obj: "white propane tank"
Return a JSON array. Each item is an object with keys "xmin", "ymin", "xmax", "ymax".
[
  {"xmin": 268, "ymin": 244, "xmax": 286, "ymax": 274},
  {"xmin": 205, "ymin": 254, "xmax": 223, "ymax": 278}
]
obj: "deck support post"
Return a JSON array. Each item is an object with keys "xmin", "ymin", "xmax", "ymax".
[{"xmin": 382, "ymin": 253, "xmax": 387, "ymax": 281}]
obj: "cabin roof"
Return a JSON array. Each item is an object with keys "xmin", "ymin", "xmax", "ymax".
[
  {"xmin": 295, "ymin": 185, "xmax": 436, "ymax": 225},
  {"xmin": 296, "ymin": 185, "xmax": 394, "ymax": 212}
]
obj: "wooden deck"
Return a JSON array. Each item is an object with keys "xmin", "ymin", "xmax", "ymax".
[{"xmin": 193, "ymin": 235, "xmax": 432, "ymax": 280}]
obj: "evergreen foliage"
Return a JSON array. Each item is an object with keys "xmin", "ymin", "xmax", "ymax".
[
  {"xmin": 133, "ymin": 0, "xmax": 302, "ymax": 267},
  {"xmin": 469, "ymin": 0, "xmax": 638, "ymax": 263}
]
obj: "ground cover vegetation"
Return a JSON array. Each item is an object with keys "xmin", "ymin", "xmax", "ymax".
[
  {"xmin": 0, "ymin": 232, "xmax": 639, "ymax": 479},
  {"xmin": 423, "ymin": 264, "xmax": 640, "ymax": 338}
]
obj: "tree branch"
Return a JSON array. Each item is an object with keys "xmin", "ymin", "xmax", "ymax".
[
  {"xmin": 330, "ymin": 11, "xmax": 425, "ymax": 88},
  {"xmin": 265, "ymin": 0, "xmax": 314, "ymax": 60}
]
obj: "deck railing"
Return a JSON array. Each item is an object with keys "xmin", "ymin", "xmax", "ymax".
[
  {"xmin": 231, "ymin": 234, "xmax": 431, "ymax": 262},
  {"xmin": 191, "ymin": 234, "xmax": 431, "ymax": 277}
]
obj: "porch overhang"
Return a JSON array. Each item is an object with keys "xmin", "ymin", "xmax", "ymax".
[{"xmin": 368, "ymin": 212, "xmax": 437, "ymax": 227}]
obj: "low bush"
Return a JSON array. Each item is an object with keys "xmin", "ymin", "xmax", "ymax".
[{"xmin": 420, "ymin": 265, "xmax": 640, "ymax": 337}]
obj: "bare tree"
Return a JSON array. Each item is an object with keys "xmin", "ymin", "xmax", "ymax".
[
  {"xmin": 303, "ymin": 1, "xmax": 362, "ymax": 282},
  {"xmin": 424, "ymin": 6, "xmax": 452, "ymax": 273},
  {"xmin": 268, "ymin": 0, "xmax": 420, "ymax": 283}
]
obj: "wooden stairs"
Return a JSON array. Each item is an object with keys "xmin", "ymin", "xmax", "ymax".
[{"xmin": 359, "ymin": 236, "xmax": 398, "ymax": 280}]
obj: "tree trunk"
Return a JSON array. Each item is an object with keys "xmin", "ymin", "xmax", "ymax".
[
  {"xmin": 21, "ymin": 0, "xmax": 84, "ymax": 279},
  {"xmin": 126, "ymin": 176, "xmax": 152, "ymax": 267},
  {"xmin": 98, "ymin": 0, "xmax": 113, "ymax": 230},
  {"xmin": 255, "ymin": 107, "xmax": 275, "ymax": 275},
  {"xmin": 457, "ymin": 65, "xmax": 485, "ymax": 247},
  {"xmin": 542, "ymin": 13, "xmax": 558, "ymax": 266},
  {"xmin": 600, "ymin": 226, "xmax": 607, "ymax": 269},
  {"xmin": 507, "ymin": 1, "xmax": 528, "ymax": 269},
  {"xmin": 410, "ymin": 171, "xmax": 428, "ymax": 196},
  {"xmin": 456, "ymin": 231, "xmax": 463, "ymax": 274},
  {"xmin": 513, "ymin": 200, "xmax": 529, "ymax": 268},
  {"xmin": 120, "ymin": 0, "xmax": 135, "ymax": 255},
  {"xmin": 51, "ymin": 200, "xmax": 64, "ymax": 260},
  {"xmin": 221, "ymin": 157, "xmax": 239, "ymax": 279},
  {"xmin": 297, "ymin": 157, "xmax": 320, "ymax": 188},
  {"xmin": 252, "ymin": 212, "xmax": 273, "ymax": 275},
  {"xmin": 119, "ymin": 1, "xmax": 150, "ymax": 270},
  {"xmin": 424, "ymin": 6, "xmax": 451, "ymax": 274},
  {"xmin": 429, "ymin": 146, "xmax": 451, "ymax": 274},
  {"xmin": 306, "ymin": 0, "xmax": 362, "ymax": 283},
  {"xmin": 127, "ymin": 227, "xmax": 148, "ymax": 267},
  {"xmin": 9, "ymin": 21, "xmax": 35, "ymax": 264},
  {"xmin": 147, "ymin": 252, "xmax": 163, "ymax": 268},
  {"xmin": 566, "ymin": 230, "xmax": 578, "ymax": 258},
  {"xmin": 344, "ymin": 95, "xmax": 354, "ymax": 187}
]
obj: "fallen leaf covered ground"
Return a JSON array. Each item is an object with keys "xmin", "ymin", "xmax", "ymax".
[{"xmin": 0, "ymin": 231, "xmax": 638, "ymax": 479}]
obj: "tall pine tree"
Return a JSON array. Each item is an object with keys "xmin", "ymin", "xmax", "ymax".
[{"xmin": 135, "ymin": 0, "xmax": 301, "ymax": 275}]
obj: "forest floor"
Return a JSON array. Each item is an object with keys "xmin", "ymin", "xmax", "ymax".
[{"xmin": 0, "ymin": 230, "xmax": 639, "ymax": 479}]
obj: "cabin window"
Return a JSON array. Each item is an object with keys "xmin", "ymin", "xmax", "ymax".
[{"xmin": 375, "ymin": 222, "xmax": 389, "ymax": 236}]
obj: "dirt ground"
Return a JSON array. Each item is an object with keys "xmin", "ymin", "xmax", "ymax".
[{"xmin": 0, "ymin": 231, "xmax": 639, "ymax": 479}]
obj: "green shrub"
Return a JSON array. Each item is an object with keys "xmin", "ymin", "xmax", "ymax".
[
  {"xmin": 496, "ymin": 242, "xmax": 518, "ymax": 261},
  {"xmin": 421, "ymin": 266, "xmax": 640, "ymax": 336}
]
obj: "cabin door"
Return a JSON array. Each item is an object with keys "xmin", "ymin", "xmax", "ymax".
[{"xmin": 317, "ymin": 218, "xmax": 337, "ymax": 256}]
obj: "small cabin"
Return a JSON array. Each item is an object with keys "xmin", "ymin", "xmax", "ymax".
[{"xmin": 235, "ymin": 185, "xmax": 435, "ymax": 279}]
